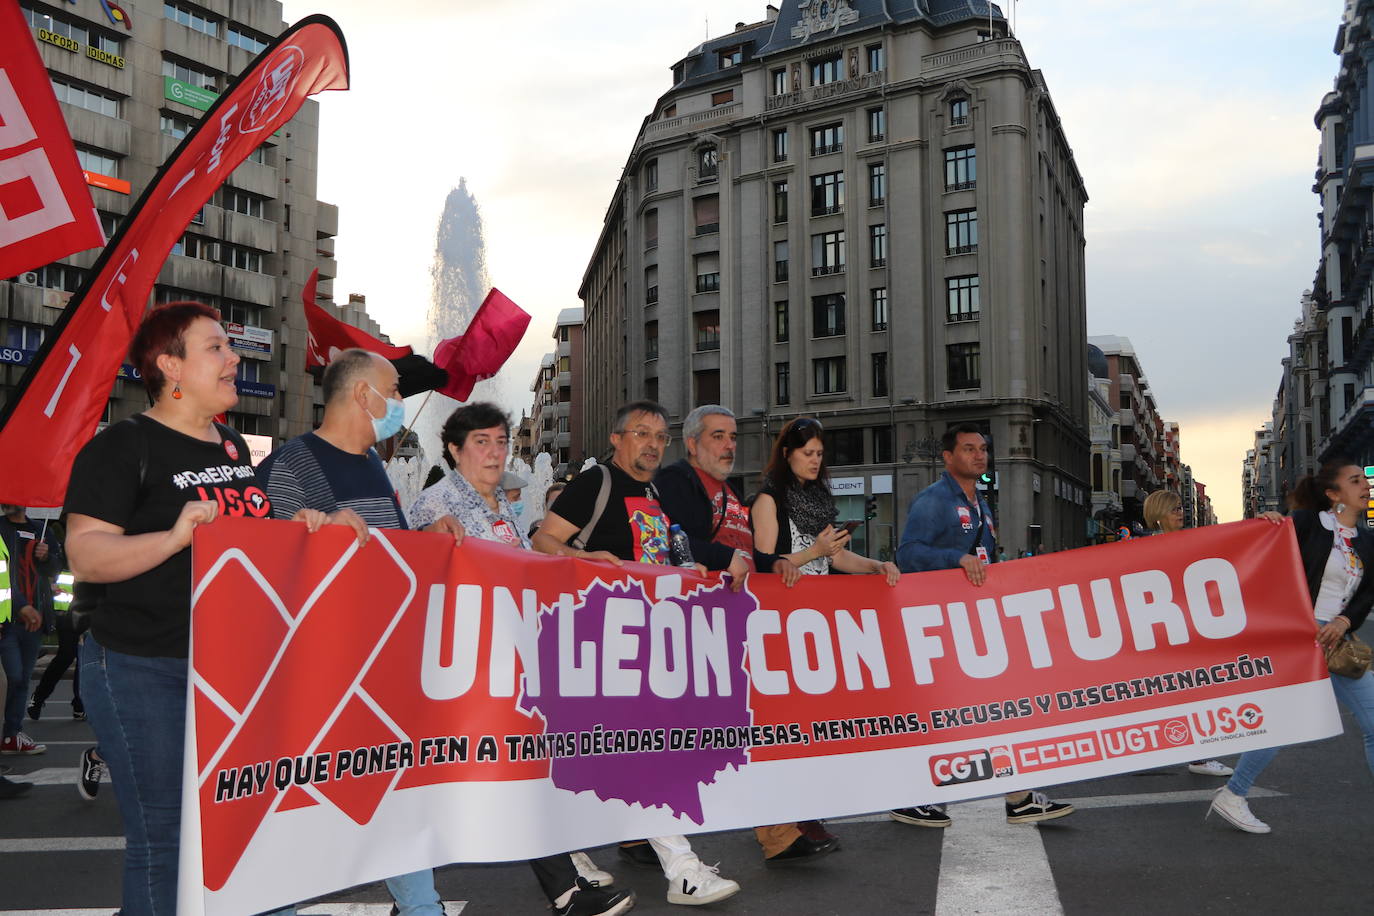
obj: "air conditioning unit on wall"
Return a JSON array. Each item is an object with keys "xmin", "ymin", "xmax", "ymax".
[{"xmin": 18, "ymin": 272, "xmax": 40, "ymax": 286}]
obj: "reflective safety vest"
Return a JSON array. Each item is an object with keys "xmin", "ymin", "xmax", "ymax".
[
  {"xmin": 52, "ymin": 571, "xmax": 74, "ymax": 613},
  {"xmin": 0, "ymin": 537, "xmax": 10, "ymax": 625}
]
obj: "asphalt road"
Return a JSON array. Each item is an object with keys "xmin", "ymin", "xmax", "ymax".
[{"xmin": 3, "ymin": 679, "xmax": 1373, "ymax": 915}]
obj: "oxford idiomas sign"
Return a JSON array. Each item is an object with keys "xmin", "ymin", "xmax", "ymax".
[{"xmin": 184, "ymin": 518, "xmax": 1340, "ymax": 916}]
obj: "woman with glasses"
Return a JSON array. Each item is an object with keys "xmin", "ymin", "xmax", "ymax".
[{"xmin": 751, "ymin": 417, "xmax": 899, "ymax": 583}]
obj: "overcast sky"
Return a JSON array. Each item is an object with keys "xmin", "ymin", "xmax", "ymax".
[{"xmin": 281, "ymin": 0, "xmax": 1345, "ymax": 521}]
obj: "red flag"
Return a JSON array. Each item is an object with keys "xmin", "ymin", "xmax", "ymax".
[
  {"xmin": 0, "ymin": 16, "xmax": 349, "ymax": 507},
  {"xmin": 433, "ymin": 288, "xmax": 531, "ymax": 401},
  {"xmin": 0, "ymin": 0, "xmax": 106, "ymax": 278},
  {"xmin": 302, "ymin": 268, "xmax": 411, "ymax": 369}
]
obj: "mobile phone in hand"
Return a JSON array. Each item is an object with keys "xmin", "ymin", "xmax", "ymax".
[{"xmin": 840, "ymin": 520, "xmax": 862, "ymax": 534}]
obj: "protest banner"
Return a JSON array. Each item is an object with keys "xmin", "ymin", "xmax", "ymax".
[{"xmin": 184, "ymin": 517, "xmax": 1339, "ymax": 915}]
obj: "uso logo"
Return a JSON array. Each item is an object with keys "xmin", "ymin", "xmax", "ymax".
[{"xmin": 930, "ymin": 749, "xmax": 994, "ymax": 786}]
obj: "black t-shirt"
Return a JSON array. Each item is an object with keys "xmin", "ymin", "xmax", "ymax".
[
  {"xmin": 550, "ymin": 462, "xmax": 673, "ymax": 564},
  {"xmin": 63, "ymin": 415, "xmax": 270, "ymax": 658}
]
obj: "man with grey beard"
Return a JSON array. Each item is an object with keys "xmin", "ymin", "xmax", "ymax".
[{"xmin": 654, "ymin": 405, "xmax": 839, "ymax": 866}]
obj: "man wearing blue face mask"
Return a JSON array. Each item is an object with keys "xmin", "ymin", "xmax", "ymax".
[{"xmin": 257, "ymin": 348, "xmax": 465, "ymax": 915}]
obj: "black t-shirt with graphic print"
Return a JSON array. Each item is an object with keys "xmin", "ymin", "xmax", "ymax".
[
  {"xmin": 63, "ymin": 414, "xmax": 270, "ymax": 658},
  {"xmin": 549, "ymin": 462, "xmax": 673, "ymax": 565}
]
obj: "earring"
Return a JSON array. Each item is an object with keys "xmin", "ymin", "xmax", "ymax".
[
  {"xmin": 172, "ymin": 384, "xmax": 183, "ymax": 400},
  {"xmin": 1336, "ymin": 501, "xmax": 1347, "ymax": 515}
]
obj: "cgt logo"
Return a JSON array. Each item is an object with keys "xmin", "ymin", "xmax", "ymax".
[
  {"xmin": 930, "ymin": 750, "xmax": 994, "ymax": 787},
  {"xmin": 1192, "ymin": 703, "xmax": 1264, "ymax": 738}
]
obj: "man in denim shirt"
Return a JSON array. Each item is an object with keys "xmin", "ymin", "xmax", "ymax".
[{"xmin": 890, "ymin": 423, "xmax": 1075, "ymax": 828}]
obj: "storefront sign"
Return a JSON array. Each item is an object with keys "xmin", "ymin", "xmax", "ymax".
[
  {"xmin": 165, "ymin": 76, "xmax": 218, "ymax": 112},
  {"xmin": 226, "ymin": 322, "xmax": 273, "ymax": 358},
  {"xmin": 830, "ymin": 476, "xmax": 865, "ymax": 495},
  {"xmin": 84, "ymin": 170, "xmax": 131, "ymax": 195},
  {"xmin": 235, "ymin": 380, "xmax": 276, "ymax": 399},
  {"xmin": 36, "ymin": 29, "xmax": 79, "ymax": 53},
  {"xmin": 86, "ymin": 45, "xmax": 125, "ymax": 69},
  {"xmin": 242, "ymin": 433, "xmax": 273, "ymax": 466}
]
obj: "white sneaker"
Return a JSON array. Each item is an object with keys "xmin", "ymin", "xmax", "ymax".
[
  {"xmin": 665, "ymin": 858, "xmax": 740, "ymax": 906},
  {"xmin": 1188, "ymin": 760, "xmax": 1234, "ymax": 777},
  {"xmin": 1207, "ymin": 786, "xmax": 1270, "ymax": 834},
  {"xmin": 571, "ymin": 851, "xmax": 614, "ymax": 886}
]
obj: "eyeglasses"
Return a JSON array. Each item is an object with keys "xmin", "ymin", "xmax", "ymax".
[{"xmin": 620, "ymin": 429, "xmax": 671, "ymax": 445}]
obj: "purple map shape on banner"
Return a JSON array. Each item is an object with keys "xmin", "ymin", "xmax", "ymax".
[{"xmin": 520, "ymin": 577, "xmax": 754, "ymax": 823}]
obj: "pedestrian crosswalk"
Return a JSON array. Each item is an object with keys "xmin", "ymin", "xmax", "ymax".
[{"xmin": 0, "ymin": 907, "xmax": 468, "ymax": 915}]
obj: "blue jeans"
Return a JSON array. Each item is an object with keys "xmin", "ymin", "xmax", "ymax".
[
  {"xmin": 0, "ymin": 624, "xmax": 41, "ymax": 737},
  {"xmin": 80, "ymin": 633, "xmax": 187, "ymax": 916},
  {"xmin": 1228, "ymin": 669, "xmax": 1374, "ymax": 796},
  {"xmin": 259, "ymin": 869, "xmax": 442, "ymax": 915}
]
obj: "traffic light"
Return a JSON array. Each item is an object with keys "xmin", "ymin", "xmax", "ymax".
[
  {"xmin": 865, "ymin": 495, "xmax": 878, "ymax": 520},
  {"xmin": 977, "ymin": 437, "xmax": 996, "ymax": 491}
]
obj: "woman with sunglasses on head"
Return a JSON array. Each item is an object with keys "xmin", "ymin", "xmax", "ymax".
[
  {"xmin": 751, "ymin": 418, "xmax": 899, "ymax": 584},
  {"xmin": 1206, "ymin": 461, "xmax": 1372, "ymax": 834}
]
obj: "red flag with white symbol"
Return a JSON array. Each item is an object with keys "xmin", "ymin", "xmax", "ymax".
[
  {"xmin": 432, "ymin": 287, "xmax": 531, "ymax": 401},
  {"xmin": 0, "ymin": 16, "xmax": 350, "ymax": 507},
  {"xmin": 0, "ymin": 0, "xmax": 106, "ymax": 279},
  {"xmin": 301, "ymin": 268, "xmax": 411, "ymax": 369}
]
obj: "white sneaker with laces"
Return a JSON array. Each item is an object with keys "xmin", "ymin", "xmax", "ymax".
[
  {"xmin": 571, "ymin": 851, "xmax": 614, "ymax": 886},
  {"xmin": 665, "ymin": 858, "xmax": 740, "ymax": 906},
  {"xmin": 1208, "ymin": 786, "xmax": 1270, "ymax": 834},
  {"xmin": 1188, "ymin": 760, "xmax": 1234, "ymax": 777}
]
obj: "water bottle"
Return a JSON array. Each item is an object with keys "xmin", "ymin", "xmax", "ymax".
[{"xmin": 669, "ymin": 524, "xmax": 696, "ymax": 568}]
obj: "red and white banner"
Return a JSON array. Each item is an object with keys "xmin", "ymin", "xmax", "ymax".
[
  {"xmin": 302, "ymin": 267, "xmax": 411, "ymax": 369},
  {"xmin": 0, "ymin": 16, "xmax": 349, "ymax": 508},
  {"xmin": 184, "ymin": 518, "xmax": 1340, "ymax": 915},
  {"xmin": 0, "ymin": 0, "xmax": 105, "ymax": 280}
]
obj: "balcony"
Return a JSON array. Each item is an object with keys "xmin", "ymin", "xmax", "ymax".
[
  {"xmin": 812, "ymin": 265, "xmax": 844, "ymax": 277},
  {"xmin": 642, "ymin": 103, "xmax": 740, "ymax": 142},
  {"xmin": 696, "ymin": 273, "xmax": 720, "ymax": 293},
  {"xmin": 948, "ymin": 244, "xmax": 978, "ymax": 256},
  {"xmin": 921, "ymin": 38, "xmax": 1028, "ymax": 79}
]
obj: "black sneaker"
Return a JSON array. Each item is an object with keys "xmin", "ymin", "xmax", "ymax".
[
  {"xmin": 764, "ymin": 833, "xmax": 838, "ymax": 866},
  {"xmin": 891, "ymin": 805, "xmax": 952, "ymax": 827},
  {"xmin": 1006, "ymin": 791, "xmax": 1074, "ymax": 824},
  {"xmin": 26, "ymin": 700, "xmax": 41, "ymax": 722},
  {"xmin": 554, "ymin": 877, "xmax": 636, "ymax": 916},
  {"xmin": 72, "ymin": 710, "xmax": 88, "ymax": 722},
  {"xmin": 0, "ymin": 775, "xmax": 32, "ymax": 799},
  {"xmin": 78, "ymin": 747, "xmax": 105, "ymax": 801},
  {"xmin": 617, "ymin": 841, "xmax": 659, "ymax": 869}
]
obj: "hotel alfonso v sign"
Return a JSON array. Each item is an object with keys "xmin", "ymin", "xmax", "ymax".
[
  {"xmin": 766, "ymin": 68, "xmax": 886, "ymax": 112},
  {"xmin": 182, "ymin": 517, "xmax": 1340, "ymax": 915}
]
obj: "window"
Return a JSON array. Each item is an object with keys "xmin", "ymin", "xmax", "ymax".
[
  {"xmin": 644, "ymin": 209, "xmax": 658, "ymax": 248},
  {"xmin": 23, "ymin": 7, "xmax": 121, "ymax": 54},
  {"xmin": 945, "ymin": 146, "xmax": 976, "ymax": 190},
  {"xmin": 810, "ymin": 123, "xmax": 843, "ymax": 156},
  {"xmin": 871, "ymin": 288, "xmax": 889, "ymax": 330},
  {"xmin": 160, "ymin": 113, "xmax": 196, "ymax": 139},
  {"xmin": 872, "ymin": 353, "xmax": 889, "ymax": 397},
  {"xmin": 694, "ymin": 195, "xmax": 720, "ymax": 235},
  {"xmin": 695, "ymin": 369, "xmax": 721, "ymax": 405},
  {"xmin": 247, "ymin": 144, "xmax": 269, "ymax": 165},
  {"xmin": 236, "ymin": 360, "xmax": 262, "ymax": 383},
  {"xmin": 868, "ymin": 162, "xmax": 886, "ymax": 206},
  {"xmin": 775, "ymin": 300, "xmax": 790, "ymax": 342},
  {"xmin": 5, "ymin": 322, "xmax": 45, "ymax": 351},
  {"xmin": 711, "ymin": 89, "xmax": 735, "ymax": 106},
  {"xmin": 50, "ymin": 79, "xmax": 119, "ymax": 117},
  {"xmin": 812, "ymin": 293, "xmax": 846, "ymax": 337},
  {"xmin": 695, "ymin": 253, "xmax": 720, "ymax": 293},
  {"xmin": 947, "ymin": 275, "xmax": 980, "ymax": 321},
  {"xmin": 950, "ymin": 98, "xmax": 970, "ymax": 126},
  {"xmin": 824, "ymin": 428, "xmax": 864, "ymax": 466},
  {"xmin": 719, "ymin": 47, "xmax": 742, "ymax": 68},
  {"xmin": 225, "ymin": 244, "xmax": 263, "ymax": 273},
  {"xmin": 644, "ymin": 159, "xmax": 658, "ymax": 192},
  {"xmin": 774, "ymin": 240, "xmax": 789, "ymax": 282},
  {"xmin": 811, "ymin": 231, "xmax": 846, "ymax": 276},
  {"xmin": 814, "ymin": 356, "xmax": 847, "ymax": 394},
  {"xmin": 873, "ymin": 426, "xmax": 894, "ymax": 463},
  {"xmin": 698, "ymin": 145, "xmax": 718, "ymax": 180},
  {"xmin": 867, "ymin": 44, "xmax": 886, "ymax": 72},
  {"xmin": 30, "ymin": 264, "xmax": 83, "ymax": 292},
  {"xmin": 810, "ymin": 171, "xmax": 844, "ymax": 216},
  {"xmin": 227, "ymin": 25, "xmax": 269, "ymax": 53},
  {"xmin": 946, "ymin": 210, "xmax": 978, "ymax": 254},
  {"xmin": 773, "ymin": 129, "xmax": 789, "ymax": 162},
  {"xmin": 645, "ymin": 321, "xmax": 659, "ymax": 359},
  {"xmin": 772, "ymin": 68, "xmax": 788, "ymax": 95},
  {"xmin": 869, "ymin": 224, "xmax": 887, "ymax": 267},
  {"xmin": 947, "ymin": 342, "xmax": 980, "ymax": 390},
  {"xmin": 99, "ymin": 210, "xmax": 122, "ymax": 237},
  {"xmin": 810, "ymin": 54, "xmax": 843, "ymax": 85},
  {"xmin": 645, "ymin": 266, "xmax": 658, "ymax": 305},
  {"xmin": 662, "ymin": 104, "xmax": 676, "ymax": 119},
  {"xmin": 223, "ymin": 188, "xmax": 266, "ymax": 219},
  {"xmin": 644, "ymin": 377, "xmax": 659, "ymax": 403},
  {"xmin": 776, "ymin": 362, "xmax": 791, "ymax": 405},
  {"xmin": 223, "ymin": 300, "xmax": 262, "ymax": 326},
  {"xmin": 163, "ymin": 58, "xmax": 218, "ymax": 90},
  {"xmin": 867, "ymin": 107, "xmax": 886, "ymax": 142},
  {"xmin": 695, "ymin": 311, "xmax": 721, "ymax": 351},
  {"xmin": 164, "ymin": 3, "xmax": 219, "ymax": 37},
  {"xmin": 557, "ymin": 355, "xmax": 571, "ymax": 373},
  {"xmin": 75, "ymin": 146, "xmax": 118, "ymax": 177},
  {"xmin": 773, "ymin": 180, "xmax": 789, "ymax": 224},
  {"xmin": 172, "ymin": 233, "xmax": 218, "ymax": 261}
]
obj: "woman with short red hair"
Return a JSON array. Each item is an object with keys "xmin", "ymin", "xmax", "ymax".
[{"xmin": 64, "ymin": 302, "xmax": 325, "ymax": 915}]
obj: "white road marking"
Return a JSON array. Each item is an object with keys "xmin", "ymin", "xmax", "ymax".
[
  {"xmin": 0, "ymin": 906, "xmax": 467, "ymax": 915},
  {"xmin": 0, "ymin": 838, "xmax": 125, "ymax": 852},
  {"xmin": 934, "ymin": 798, "xmax": 1063, "ymax": 915},
  {"xmin": 12, "ymin": 767, "xmax": 109, "ymax": 786}
]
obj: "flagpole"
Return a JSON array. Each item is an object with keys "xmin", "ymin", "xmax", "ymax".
[{"xmin": 387, "ymin": 388, "xmax": 437, "ymax": 468}]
